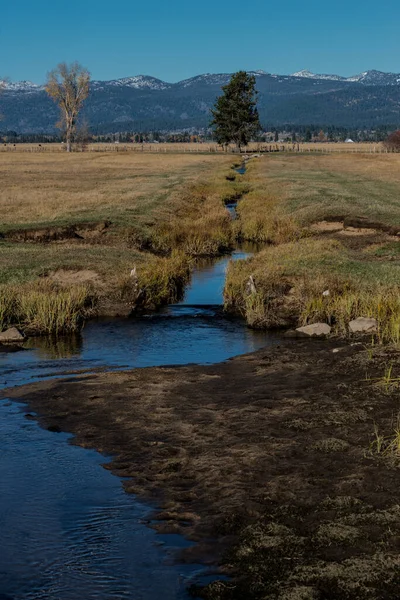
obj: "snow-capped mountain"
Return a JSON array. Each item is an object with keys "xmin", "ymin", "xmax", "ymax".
[
  {"xmin": 179, "ymin": 73, "xmax": 232, "ymax": 88},
  {"xmin": 346, "ymin": 70, "xmax": 400, "ymax": 85},
  {"xmin": 4, "ymin": 69, "xmax": 400, "ymax": 94},
  {"xmin": 91, "ymin": 75, "xmax": 171, "ymax": 91},
  {"xmin": 2, "ymin": 69, "xmax": 400, "ymax": 133},
  {"xmin": 292, "ymin": 69, "xmax": 400, "ymax": 85},
  {"xmin": 292, "ymin": 70, "xmax": 346, "ymax": 82},
  {"xmin": 1, "ymin": 80, "xmax": 44, "ymax": 92}
]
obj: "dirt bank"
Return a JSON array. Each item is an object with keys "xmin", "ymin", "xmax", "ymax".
[{"xmin": 4, "ymin": 339, "xmax": 400, "ymax": 598}]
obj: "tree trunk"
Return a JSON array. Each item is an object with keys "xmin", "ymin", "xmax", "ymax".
[{"xmin": 66, "ymin": 128, "xmax": 72, "ymax": 152}]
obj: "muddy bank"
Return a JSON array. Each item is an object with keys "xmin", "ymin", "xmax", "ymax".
[
  {"xmin": 4, "ymin": 339, "xmax": 400, "ymax": 598},
  {"xmin": 2, "ymin": 220, "xmax": 111, "ymax": 243}
]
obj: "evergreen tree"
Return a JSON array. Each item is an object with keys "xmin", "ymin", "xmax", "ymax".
[{"xmin": 210, "ymin": 71, "xmax": 261, "ymax": 150}]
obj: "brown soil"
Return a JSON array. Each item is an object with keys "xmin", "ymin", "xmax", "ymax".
[
  {"xmin": 3, "ymin": 221, "xmax": 111, "ymax": 243},
  {"xmin": 310, "ymin": 217, "xmax": 400, "ymax": 256},
  {"xmin": 338, "ymin": 227, "xmax": 379, "ymax": 236},
  {"xmin": 4, "ymin": 339, "xmax": 400, "ymax": 598},
  {"xmin": 311, "ymin": 216, "xmax": 400, "ymax": 239},
  {"xmin": 48, "ymin": 269, "xmax": 104, "ymax": 287},
  {"xmin": 310, "ymin": 221, "xmax": 344, "ymax": 233}
]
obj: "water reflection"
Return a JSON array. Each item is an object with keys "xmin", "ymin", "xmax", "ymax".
[
  {"xmin": 23, "ymin": 334, "xmax": 83, "ymax": 359},
  {"xmin": 0, "ymin": 244, "xmax": 277, "ymax": 599},
  {"xmin": 0, "ymin": 400, "xmax": 203, "ymax": 600}
]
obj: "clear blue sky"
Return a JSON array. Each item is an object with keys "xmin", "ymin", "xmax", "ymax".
[{"xmin": 2, "ymin": 0, "xmax": 399, "ymax": 83}]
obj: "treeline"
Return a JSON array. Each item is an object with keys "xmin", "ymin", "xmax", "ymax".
[
  {"xmin": 0, "ymin": 130, "xmax": 211, "ymax": 144},
  {"xmin": 1, "ymin": 125, "xmax": 398, "ymax": 145},
  {"xmin": 0, "ymin": 132, "xmax": 62, "ymax": 144},
  {"xmin": 263, "ymin": 124, "xmax": 396, "ymax": 143}
]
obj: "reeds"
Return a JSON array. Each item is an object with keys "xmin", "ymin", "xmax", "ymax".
[
  {"xmin": 224, "ymin": 237, "xmax": 400, "ymax": 342},
  {"xmin": 142, "ymin": 177, "xmax": 237, "ymax": 257},
  {"xmin": 136, "ymin": 250, "xmax": 191, "ymax": 308},
  {"xmin": 0, "ymin": 282, "xmax": 94, "ymax": 334},
  {"xmin": 301, "ymin": 289, "xmax": 400, "ymax": 344}
]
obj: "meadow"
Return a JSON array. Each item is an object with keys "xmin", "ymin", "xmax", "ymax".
[
  {"xmin": 2, "ymin": 149, "xmax": 400, "ymax": 338},
  {"xmin": 225, "ymin": 153, "xmax": 400, "ymax": 342},
  {"xmin": 4, "ymin": 148, "xmax": 400, "ymax": 600},
  {"xmin": 0, "ymin": 141, "xmax": 386, "ymax": 155},
  {"xmin": 0, "ymin": 152, "xmax": 234, "ymax": 332}
]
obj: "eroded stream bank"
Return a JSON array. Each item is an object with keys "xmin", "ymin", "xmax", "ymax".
[
  {"xmin": 6, "ymin": 338, "xmax": 400, "ymax": 600},
  {"xmin": 0, "ymin": 232, "xmax": 277, "ymax": 599}
]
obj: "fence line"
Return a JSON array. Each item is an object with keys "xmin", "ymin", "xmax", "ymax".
[{"xmin": 0, "ymin": 143, "xmax": 393, "ymax": 155}]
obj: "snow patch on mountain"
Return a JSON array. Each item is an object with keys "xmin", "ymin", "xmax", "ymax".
[
  {"xmin": 2, "ymin": 80, "xmax": 43, "ymax": 92},
  {"xmin": 292, "ymin": 70, "xmax": 346, "ymax": 81},
  {"xmin": 179, "ymin": 73, "xmax": 232, "ymax": 88},
  {"xmin": 292, "ymin": 69, "xmax": 400, "ymax": 86},
  {"xmin": 347, "ymin": 70, "xmax": 400, "ymax": 85},
  {"xmin": 179, "ymin": 70, "xmax": 268, "ymax": 88},
  {"xmin": 4, "ymin": 69, "xmax": 400, "ymax": 97},
  {"xmin": 92, "ymin": 75, "xmax": 170, "ymax": 91}
]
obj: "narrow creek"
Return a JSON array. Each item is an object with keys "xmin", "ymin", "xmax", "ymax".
[{"xmin": 0, "ymin": 176, "xmax": 277, "ymax": 600}]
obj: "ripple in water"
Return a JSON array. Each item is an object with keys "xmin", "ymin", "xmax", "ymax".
[
  {"xmin": 0, "ymin": 400, "xmax": 203, "ymax": 600},
  {"xmin": 0, "ymin": 249, "xmax": 277, "ymax": 599}
]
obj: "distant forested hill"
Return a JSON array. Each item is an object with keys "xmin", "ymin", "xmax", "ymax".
[{"xmin": 1, "ymin": 70, "xmax": 400, "ymax": 133}]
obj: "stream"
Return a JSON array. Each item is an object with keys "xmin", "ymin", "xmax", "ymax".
[{"xmin": 0, "ymin": 191, "xmax": 278, "ymax": 599}]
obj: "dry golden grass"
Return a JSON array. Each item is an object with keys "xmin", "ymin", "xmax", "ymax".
[
  {"xmin": 239, "ymin": 153, "xmax": 400, "ymax": 236},
  {"xmin": 0, "ymin": 152, "xmax": 236, "ymax": 331},
  {"xmin": 226, "ymin": 153, "xmax": 400, "ymax": 341},
  {"xmin": 0, "ymin": 142, "xmax": 385, "ymax": 155},
  {"xmin": 0, "ymin": 152, "xmax": 233, "ymax": 229},
  {"xmin": 225, "ymin": 237, "xmax": 400, "ymax": 339},
  {"xmin": 269, "ymin": 142, "xmax": 385, "ymax": 153},
  {"xmin": 0, "ymin": 281, "xmax": 94, "ymax": 334}
]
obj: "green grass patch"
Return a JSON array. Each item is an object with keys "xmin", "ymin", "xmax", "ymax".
[{"xmin": 224, "ymin": 237, "xmax": 400, "ymax": 342}]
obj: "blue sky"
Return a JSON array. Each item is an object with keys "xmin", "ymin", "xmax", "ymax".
[{"xmin": 2, "ymin": 0, "xmax": 399, "ymax": 83}]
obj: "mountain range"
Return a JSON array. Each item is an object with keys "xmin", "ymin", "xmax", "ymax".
[{"xmin": 1, "ymin": 69, "xmax": 400, "ymax": 133}]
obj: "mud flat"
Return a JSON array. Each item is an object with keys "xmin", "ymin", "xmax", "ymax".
[{"xmin": 5, "ymin": 337, "xmax": 400, "ymax": 599}]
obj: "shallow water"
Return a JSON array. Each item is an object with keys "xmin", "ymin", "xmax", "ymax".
[
  {"xmin": 1, "ymin": 250, "xmax": 270, "ymax": 388},
  {"xmin": 0, "ymin": 247, "xmax": 276, "ymax": 599},
  {"xmin": 0, "ymin": 400, "xmax": 201, "ymax": 600}
]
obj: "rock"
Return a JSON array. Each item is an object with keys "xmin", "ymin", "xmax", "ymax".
[
  {"xmin": 0, "ymin": 327, "xmax": 25, "ymax": 343},
  {"xmin": 283, "ymin": 329, "xmax": 301, "ymax": 338},
  {"xmin": 348, "ymin": 317, "xmax": 377, "ymax": 333},
  {"xmin": 295, "ymin": 323, "xmax": 331, "ymax": 337}
]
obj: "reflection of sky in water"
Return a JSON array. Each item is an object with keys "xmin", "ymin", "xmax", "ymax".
[
  {"xmin": 0, "ymin": 251, "xmax": 275, "ymax": 388},
  {"xmin": 0, "ymin": 399, "xmax": 205, "ymax": 600},
  {"xmin": 0, "ymin": 247, "xmax": 277, "ymax": 599}
]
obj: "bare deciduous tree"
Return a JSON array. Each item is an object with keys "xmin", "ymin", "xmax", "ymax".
[{"xmin": 46, "ymin": 62, "xmax": 90, "ymax": 152}]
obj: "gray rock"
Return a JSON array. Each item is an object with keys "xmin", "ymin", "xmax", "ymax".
[
  {"xmin": 348, "ymin": 317, "xmax": 377, "ymax": 333},
  {"xmin": 0, "ymin": 327, "xmax": 25, "ymax": 343},
  {"xmin": 295, "ymin": 323, "xmax": 331, "ymax": 337}
]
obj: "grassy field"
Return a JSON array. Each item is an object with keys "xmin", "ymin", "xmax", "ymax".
[
  {"xmin": 0, "ymin": 152, "xmax": 231, "ymax": 228},
  {"xmin": 226, "ymin": 153, "xmax": 400, "ymax": 342},
  {"xmin": 3, "ymin": 150, "xmax": 400, "ymax": 336},
  {"xmin": 0, "ymin": 152, "xmax": 234, "ymax": 332},
  {"xmin": 5, "ymin": 149, "xmax": 400, "ymax": 599},
  {"xmin": 0, "ymin": 141, "xmax": 386, "ymax": 154}
]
